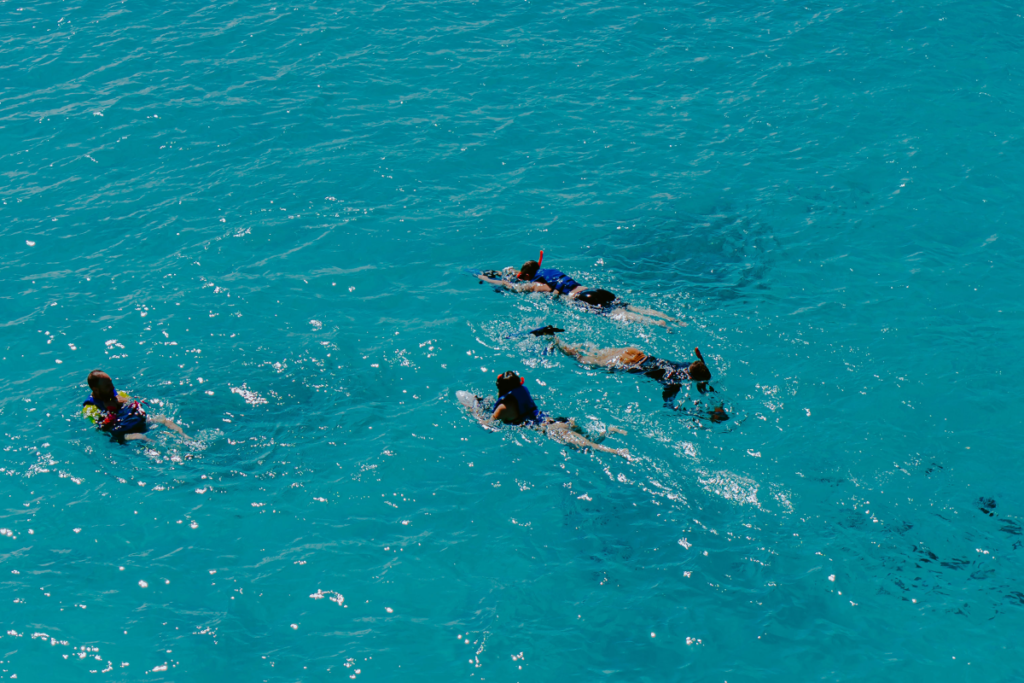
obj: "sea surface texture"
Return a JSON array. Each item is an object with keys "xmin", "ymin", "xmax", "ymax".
[{"xmin": 2, "ymin": 0, "xmax": 1023, "ymax": 680}]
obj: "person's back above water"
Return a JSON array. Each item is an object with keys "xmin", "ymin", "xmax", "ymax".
[
  {"xmin": 478, "ymin": 370, "xmax": 630, "ymax": 458},
  {"xmin": 491, "ymin": 370, "xmax": 543, "ymax": 426},
  {"xmin": 82, "ymin": 370, "xmax": 188, "ymax": 442},
  {"xmin": 474, "ymin": 257, "xmax": 684, "ymax": 329}
]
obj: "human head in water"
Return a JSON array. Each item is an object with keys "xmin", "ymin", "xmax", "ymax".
[
  {"xmin": 496, "ymin": 370, "xmax": 524, "ymax": 395},
  {"xmin": 687, "ymin": 360, "xmax": 711, "ymax": 381},
  {"xmin": 517, "ymin": 260, "xmax": 541, "ymax": 280},
  {"xmin": 87, "ymin": 370, "xmax": 117, "ymax": 403}
]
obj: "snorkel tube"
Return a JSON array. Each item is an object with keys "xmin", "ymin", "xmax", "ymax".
[
  {"xmin": 693, "ymin": 348, "xmax": 708, "ymax": 392},
  {"xmin": 693, "ymin": 347, "xmax": 728, "ymax": 421},
  {"xmin": 538, "ymin": 249, "xmax": 544, "ymax": 267}
]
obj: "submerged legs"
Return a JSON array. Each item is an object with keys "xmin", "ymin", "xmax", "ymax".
[
  {"xmin": 545, "ymin": 420, "xmax": 631, "ymax": 459},
  {"xmin": 609, "ymin": 309, "xmax": 669, "ymax": 328},
  {"xmin": 625, "ymin": 305, "xmax": 680, "ymax": 322},
  {"xmin": 151, "ymin": 415, "xmax": 189, "ymax": 439}
]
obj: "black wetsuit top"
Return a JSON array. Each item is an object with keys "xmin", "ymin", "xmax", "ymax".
[
  {"xmin": 626, "ymin": 356, "xmax": 690, "ymax": 383},
  {"xmin": 620, "ymin": 356, "xmax": 721, "ymax": 417},
  {"xmin": 619, "ymin": 356, "xmax": 692, "ymax": 404}
]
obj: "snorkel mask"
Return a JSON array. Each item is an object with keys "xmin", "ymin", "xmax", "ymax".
[{"xmin": 514, "ymin": 250, "xmax": 544, "ymax": 280}]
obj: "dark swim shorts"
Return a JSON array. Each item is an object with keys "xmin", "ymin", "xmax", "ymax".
[{"xmin": 575, "ymin": 288, "xmax": 621, "ymax": 310}]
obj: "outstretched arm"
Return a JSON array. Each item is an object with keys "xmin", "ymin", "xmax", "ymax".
[{"xmin": 475, "ymin": 273, "xmax": 552, "ymax": 293}]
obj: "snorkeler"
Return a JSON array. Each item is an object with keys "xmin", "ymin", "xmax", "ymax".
[
  {"xmin": 474, "ymin": 259, "xmax": 682, "ymax": 329},
  {"xmin": 475, "ymin": 370, "xmax": 631, "ymax": 458},
  {"xmin": 549, "ymin": 336, "xmax": 729, "ymax": 422},
  {"xmin": 82, "ymin": 370, "xmax": 188, "ymax": 442}
]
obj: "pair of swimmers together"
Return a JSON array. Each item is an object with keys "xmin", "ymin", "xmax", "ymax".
[
  {"xmin": 475, "ymin": 258, "xmax": 682, "ymax": 329},
  {"xmin": 478, "ymin": 330, "xmax": 728, "ymax": 460}
]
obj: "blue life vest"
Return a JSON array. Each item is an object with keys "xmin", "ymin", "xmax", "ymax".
[
  {"xmin": 82, "ymin": 395, "xmax": 110, "ymax": 416},
  {"xmin": 492, "ymin": 385, "xmax": 541, "ymax": 425},
  {"xmin": 531, "ymin": 268, "xmax": 580, "ymax": 295},
  {"xmin": 83, "ymin": 395, "xmax": 148, "ymax": 437}
]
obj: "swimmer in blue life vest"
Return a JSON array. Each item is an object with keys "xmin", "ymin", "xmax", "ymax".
[
  {"xmin": 487, "ymin": 371, "xmax": 631, "ymax": 458},
  {"xmin": 475, "ymin": 259, "xmax": 682, "ymax": 329},
  {"xmin": 82, "ymin": 370, "xmax": 189, "ymax": 442},
  {"xmin": 549, "ymin": 338, "xmax": 729, "ymax": 422}
]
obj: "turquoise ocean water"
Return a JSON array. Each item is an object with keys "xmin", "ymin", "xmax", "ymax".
[{"xmin": 3, "ymin": 0, "xmax": 1024, "ymax": 679}]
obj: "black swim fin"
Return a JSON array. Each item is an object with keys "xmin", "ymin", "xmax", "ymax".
[
  {"xmin": 672, "ymin": 404, "xmax": 729, "ymax": 423},
  {"xmin": 503, "ymin": 324, "xmax": 565, "ymax": 340}
]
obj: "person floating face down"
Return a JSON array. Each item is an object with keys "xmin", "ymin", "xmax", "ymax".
[
  {"xmin": 475, "ymin": 260, "xmax": 683, "ymax": 329},
  {"xmin": 82, "ymin": 370, "xmax": 189, "ymax": 442},
  {"xmin": 549, "ymin": 337, "xmax": 729, "ymax": 423},
  {"xmin": 488, "ymin": 371, "xmax": 631, "ymax": 459}
]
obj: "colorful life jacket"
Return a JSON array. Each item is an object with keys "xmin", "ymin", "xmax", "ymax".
[
  {"xmin": 492, "ymin": 385, "xmax": 541, "ymax": 426},
  {"xmin": 83, "ymin": 392, "xmax": 148, "ymax": 437},
  {"xmin": 530, "ymin": 268, "xmax": 580, "ymax": 295}
]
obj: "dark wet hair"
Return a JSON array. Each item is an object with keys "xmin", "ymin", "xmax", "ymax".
[
  {"xmin": 87, "ymin": 369, "xmax": 116, "ymax": 401},
  {"xmin": 518, "ymin": 261, "xmax": 540, "ymax": 279},
  {"xmin": 496, "ymin": 370, "xmax": 522, "ymax": 395},
  {"xmin": 688, "ymin": 360, "xmax": 711, "ymax": 382}
]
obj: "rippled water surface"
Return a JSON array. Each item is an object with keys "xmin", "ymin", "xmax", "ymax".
[{"xmin": 3, "ymin": 0, "xmax": 1024, "ymax": 679}]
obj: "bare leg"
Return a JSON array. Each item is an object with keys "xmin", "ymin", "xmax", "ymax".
[
  {"xmin": 609, "ymin": 309, "xmax": 669, "ymax": 328},
  {"xmin": 552, "ymin": 337, "xmax": 585, "ymax": 360},
  {"xmin": 578, "ymin": 418, "xmax": 629, "ymax": 440},
  {"xmin": 554, "ymin": 338, "xmax": 642, "ymax": 367},
  {"xmin": 151, "ymin": 415, "xmax": 189, "ymax": 439},
  {"xmin": 546, "ymin": 422, "xmax": 631, "ymax": 460},
  {"xmin": 124, "ymin": 433, "xmax": 151, "ymax": 442},
  {"xmin": 552, "ymin": 338, "xmax": 609, "ymax": 366},
  {"xmin": 626, "ymin": 305, "xmax": 680, "ymax": 322}
]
